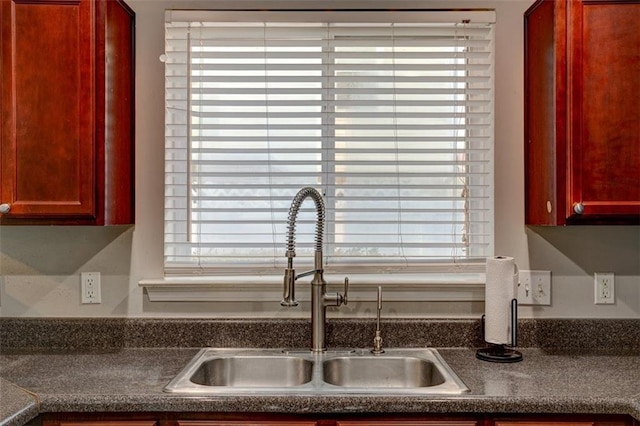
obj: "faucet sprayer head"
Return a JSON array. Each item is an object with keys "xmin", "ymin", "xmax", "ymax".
[{"xmin": 281, "ymin": 268, "xmax": 298, "ymax": 307}]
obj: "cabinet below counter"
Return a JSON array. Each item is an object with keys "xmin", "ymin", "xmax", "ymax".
[
  {"xmin": 0, "ymin": 348, "xmax": 639, "ymax": 425},
  {"xmin": 36, "ymin": 412, "xmax": 640, "ymax": 425}
]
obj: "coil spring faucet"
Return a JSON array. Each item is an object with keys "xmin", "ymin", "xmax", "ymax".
[{"xmin": 281, "ymin": 187, "xmax": 348, "ymax": 352}]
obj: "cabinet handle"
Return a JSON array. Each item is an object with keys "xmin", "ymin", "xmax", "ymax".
[
  {"xmin": 0, "ymin": 203, "xmax": 10, "ymax": 214},
  {"xmin": 573, "ymin": 202, "xmax": 585, "ymax": 215}
]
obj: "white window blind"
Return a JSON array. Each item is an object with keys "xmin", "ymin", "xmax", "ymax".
[{"xmin": 164, "ymin": 10, "xmax": 495, "ymax": 277}]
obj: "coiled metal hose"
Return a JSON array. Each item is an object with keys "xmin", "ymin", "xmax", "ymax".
[{"xmin": 285, "ymin": 187, "xmax": 325, "ymax": 257}]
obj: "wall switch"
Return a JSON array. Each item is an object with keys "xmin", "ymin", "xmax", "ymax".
[
  {"xmin": 517, "ymin": 270, "xmax": 551, "ymax": 305},
  {"xmin": 594, "ymin": 272, "xmax": 615, "ymax": 304},
  {"xmin": 81, "ymin": 272, "xmax": 101, "ymax": 304}
]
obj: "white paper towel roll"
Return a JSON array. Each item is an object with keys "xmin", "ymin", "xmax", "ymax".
[{"xmin": 484, "ymin": 256, "xmax": 518, "ymax": 345}]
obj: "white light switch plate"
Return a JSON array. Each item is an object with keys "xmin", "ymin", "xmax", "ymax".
[{"xmin": 517, "ymin": 270, "xmax": 551, "ymax": 305}]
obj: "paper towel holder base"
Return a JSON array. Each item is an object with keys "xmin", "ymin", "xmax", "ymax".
[
  {"xmin": 476, "ymin": 344, "xmax": 523, "ymax": 363},
  {"xmin": 476, "ymin": 299, "xmax": 523, "ymax": 363}
]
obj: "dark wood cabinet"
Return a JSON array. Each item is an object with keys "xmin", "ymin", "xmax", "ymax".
[
  {"xmin": 0, "ymin": 0, "xmax": 135, "ymax": 225},
  {"xmin": 44, "ymin": 418, "xmax": 479, "ymax": 426},
  {"xmin": 524, "ymin": 0, "xmax": 640, "ymax": 225},
  {"xmin": 40, "ymin": 413, "xmax": 638, "ymax": 426}
]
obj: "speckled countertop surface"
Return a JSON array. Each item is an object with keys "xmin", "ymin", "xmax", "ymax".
[
  {"xmin": 1, "ymin": 318, "xmax": 639, "ymax": 425},
  {"xmin": 0, "ymin": 378, "xmax": 38, "ymax": 426}
]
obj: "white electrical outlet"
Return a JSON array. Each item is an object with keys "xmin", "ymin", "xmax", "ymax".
[
  {"xmin": 81, "ymin": 272, "xmax": 101, "ymax": 304},
  {"xmin": 517, "ymin": 270, "xmax": 551, "ymax": 305},
  {"xmin": 594, "ymin": 272, "xmax": 615, "ymax": 304}
]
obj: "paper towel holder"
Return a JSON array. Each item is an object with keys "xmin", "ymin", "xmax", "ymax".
[{"xmin": 476, "ymin": 298, "xmax": 523, "ymax": 363}]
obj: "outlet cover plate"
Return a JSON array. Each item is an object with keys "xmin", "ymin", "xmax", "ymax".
[
  {"xmin": 594, "ymin": 272, "xmax": 615, "ymax": 305},
  {"xmin": 81, "ymin": 272, "xmax": 101, "ymax": 304}
]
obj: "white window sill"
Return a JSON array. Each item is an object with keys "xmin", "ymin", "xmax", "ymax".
[{"xmin": 138, "ymin": 273, "xmax": 485, "ymax": 302}]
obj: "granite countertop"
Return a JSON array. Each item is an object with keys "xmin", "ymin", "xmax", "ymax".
[
  {"xmin": 1, "ymin": 318, "xmax": 639, "ymax": 425},
  {"xmin": 0, "ymin": 378, "xmax": 38, "ymax": 426},
  {"xmin": 0, "ymin": 347, "xmax": 639, "ymax": 425}
]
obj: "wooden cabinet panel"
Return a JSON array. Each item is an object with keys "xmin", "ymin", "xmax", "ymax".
[
  {"xmin": 177, "ymin": 421, "xmax": 317, "ymax": 426},
  {"xmin": 495, "ymin": 422, "xmax": 593, "ymax": 426},
  {"xmin": 45, "ymin": 421, "xmax": 157, "ymax": 426},
  {"xmin": 0, "ymin": 0, "xmax": 135, "ymax": 225},
  {"xmin": 494, "ymin": 418, "xmax": 631, "ymax": 426},
  {"xmin": 524, "ymin": 0, "xmax": 566, "ymax": 225},
  {"xmin": 567, "ymin": 0, "xmax": 640, "ymax": 219},
  {"xmin": 59, "ymin": 423, "xmax": 158, "ymax": 426},
  {"xmin": 524, "ymin": 0, "xmax": 640, "ymax": 225},
  {"xmin": 1, "ymin": 0, "xmax": 94, "ymax": 218},
  {"xmin": 99, "ymin": 0, "xmax": 135, "ymax": 225},
  {"xmin": 337, "ymin": 422, "xmax": 479, "ymax": 425}
]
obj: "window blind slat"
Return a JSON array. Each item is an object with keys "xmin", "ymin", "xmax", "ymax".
[
  {"xmin": 171, "ymin": 88, "xmax": 491, "ymax": 96},
  {"xmin": 172, "ymin": 51, "xmax": 490, "ymax": 60}
]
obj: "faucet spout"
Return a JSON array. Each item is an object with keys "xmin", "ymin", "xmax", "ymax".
[
  {"xmin": 281, "ymin": 187, "xmax": 325, "ymax": 308},
  {"xmin": 281, "ymin": 187, "xmax": 347, "ymax": 352}
]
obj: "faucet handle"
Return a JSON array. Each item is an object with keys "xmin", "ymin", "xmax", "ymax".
[{"xmin": 341, "ymin": 277, "xmax": 349, "ymax": 305}]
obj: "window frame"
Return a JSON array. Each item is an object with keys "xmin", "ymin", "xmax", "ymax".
[{"xmin": 147, "ymin": 9, "xmax": 496, "ymax": 302}]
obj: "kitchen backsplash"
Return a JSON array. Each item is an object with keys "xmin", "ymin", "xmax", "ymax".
[{"xmin": 1, "ymin": 318, "xmax": 638, "ymax": 354}]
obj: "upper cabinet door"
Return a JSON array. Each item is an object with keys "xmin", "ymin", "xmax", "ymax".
[
  {"xmin": 0, "ymin": 0, "xmax": 135, "ymax": 225},
  {"xmin": 524, "ymin": 0, "xmax": 640, "ymax": 225},
  {"xmin": 1, "ymin": 0, "xmax": 95, "ymax": 219},
  {"xmin": 567, "ymin": 0, "xmax": 640, "ymax": 220}
]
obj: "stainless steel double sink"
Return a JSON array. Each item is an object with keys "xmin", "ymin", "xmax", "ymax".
[{"xmin": 164, "ymin": 348, "xmax": 469, "ymax": 395}]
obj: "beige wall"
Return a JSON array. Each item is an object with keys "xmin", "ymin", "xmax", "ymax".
[{"xmin": 1, "ymin": 0, "xmax": 638, "ymax": 319}]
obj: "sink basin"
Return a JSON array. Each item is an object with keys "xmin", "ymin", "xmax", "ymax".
[
  {"xmin": 164, "ymin": 348, "xmax": 468, "ymax": 395},
  {"xmin": 322, "ymin": 356, "xmax": 445, "ymax": 388},
  {"xmin": 190, "ymin": 356, "xmax": 313, "ymax": 387},
  {"xmin": 164, "ymin": 349, "xmax": 314, "ymax": 393}
]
